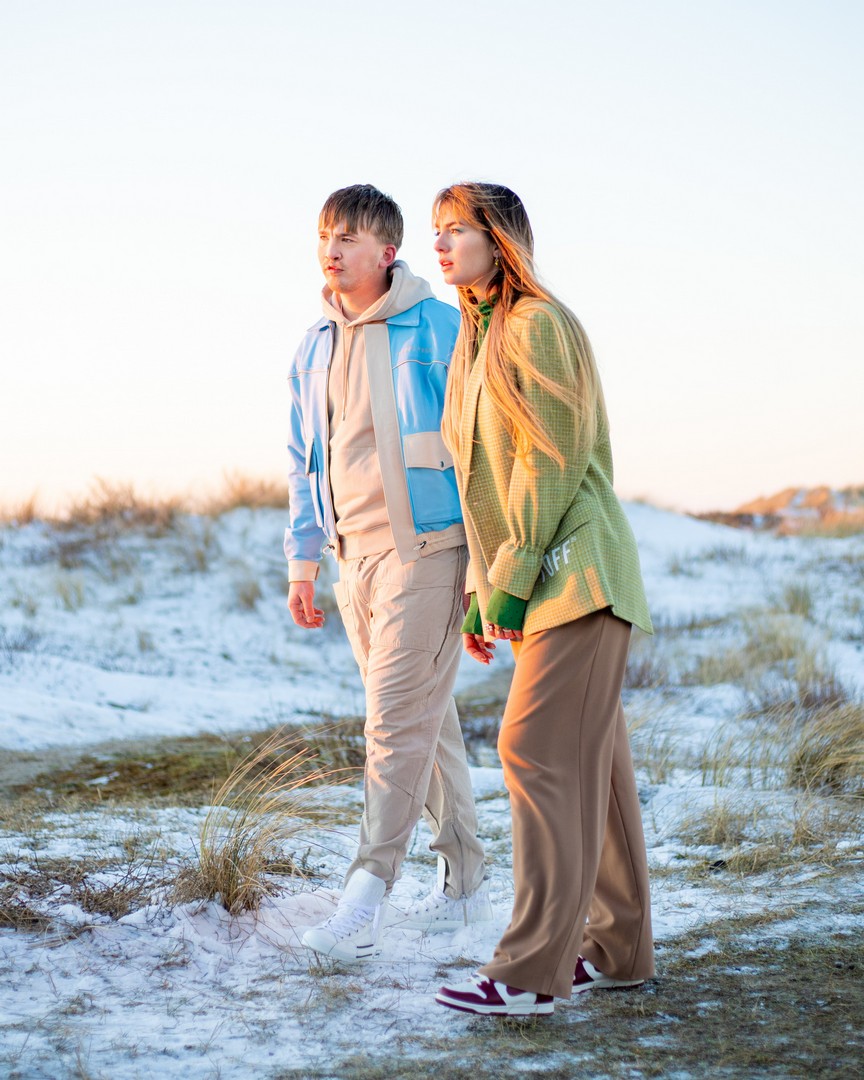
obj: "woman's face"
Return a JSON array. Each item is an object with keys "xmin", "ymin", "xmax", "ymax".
[{"xmin": 433, "ymin": 209, "xmax": 499, "ymax": 298}]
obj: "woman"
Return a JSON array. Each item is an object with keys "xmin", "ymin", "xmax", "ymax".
[{"xmin": 432, "ymin": 182, "xmax": 655, "ymax": 1016}]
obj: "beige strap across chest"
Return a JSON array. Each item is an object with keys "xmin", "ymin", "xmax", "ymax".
[{"xmin": 364, "ymin": 322, "xmax": 422, "ymax": 564}]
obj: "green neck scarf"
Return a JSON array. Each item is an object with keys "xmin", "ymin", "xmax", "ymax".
[{"xmin": 475, "ymin": 296, "xmax": 498, "ymax": 353}]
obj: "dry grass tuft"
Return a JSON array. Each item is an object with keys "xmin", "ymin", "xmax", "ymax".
[
  {"xmin": 74, "ymin": 864, "xmax": 160, "ymax": 920},
  {"xmin": 171, "ymin": 518, "xmax": 221, "ymax": 573},
  {"xmin": 295, "ymin": 717, "xmax": 367, "ymax": 773},
  {"xmin": 788, "ymin": 702, "xmax": 864, "ymax": 796},
  {"xmin": 628, "ymin": 715, "xmax": 684, "ymax": 785},
  {"xmin": 650, "ymin": 612, "xmax": 731, "ymax": 636},
  {"xmin": 0, "ymin": 472, "xmax": 290, "ymax": 528},
  {"xmin": 0, "ymin": 627, "xmax": 40, "ymax": 668},
  {"xmin": 682, "ymin": 613, "xmax": 805, "ymax": 687},
  {"xmin": 697, "ymin": 728, "xmax": 746, "ymax": 788},
  {"xmin": 624, "ymin": 639, "xmax": 668, "ymax": 689},
  {"xmin": 665, "ymin": 554, "xmax": 697, "ymax": 577},
  {"xmin": 0, "ymin": 494, "xmax": 41, "ymax": 526},
  {"xmin": 15, "ymin": 740, "xmax": 248, "ymax": 808},
  {"xmin": 199, "ymin": 472, "xmax": 289, "ymax": 516},
  {"xmin": 698, "ymin": 543, "xmax": 752, "ymax": 565},
  {"xmin": 746, "ymin": 655, "xmax": 850, "ymax": 719},
  {"xmin": 234, "ymin": 574, "xmax": 263, "ymax": 611},
  {"xmin": 54, "ymin": 574, "xmax": 86, "ymax": 612},
  {"xmin": 59, "ymin": 478, "xmax": 181, "ymax": 534},
  {"xmin": 743, "ymin": 614, "xmax": 808, "ymax": 667},
  {"xmin": 678, "ymin": 796, "xmax": 762, "ymax": 848},
  {"xmin": 675, "ymin": 789, "xmax": 863, "ymax": 878},
  {"xmin": 0, "ymin": 845, "xmax": 170, "ymax": 926},
  {"xmin": 780, "ymin": 580, "xmax": 814, "ymax": 619},
  {"xmin": 10, "ymin": 721, "xmax": 367, "ymax": 814},
  {"xmin": 683, "ymin": 614, "xmax": 851, "ymax": 724},
  {"xmin": 0, "ymin": 890, "xmax": 53, "ymax": 931},
  {"xmin": 176, "ymin": 728, "xmax": 359, "ymax": 915}
]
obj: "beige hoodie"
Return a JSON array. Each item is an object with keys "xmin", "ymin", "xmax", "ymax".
[{"xmin": 322, "ymin": 262, "xmax": 434, "ymax": 559}]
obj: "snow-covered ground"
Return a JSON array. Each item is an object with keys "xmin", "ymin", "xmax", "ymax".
[{"xmin": 1, "ymin": 503, "xmax": 862, "ymax": 1078}]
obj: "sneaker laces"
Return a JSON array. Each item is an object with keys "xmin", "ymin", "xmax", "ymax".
[
  {"xmin": 411, "ymin": 887, "xmax": 450, "ymax": 914},
  {"xmin": 322, "ymin": 902, "xmax": 376, "ymax": 938}
]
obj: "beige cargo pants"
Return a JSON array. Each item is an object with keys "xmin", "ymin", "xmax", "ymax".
[{"xmin": 332, "ymin": 544, "xmax": 486, "ymax": 899}]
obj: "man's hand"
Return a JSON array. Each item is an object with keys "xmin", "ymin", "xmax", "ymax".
[
  {"xmin": 288, "ymin": 581, "xmax": 325, "ymax": 629},
  {"xmin": 462, "ymin": 632, "xmax": 496, "ymax": 665}
]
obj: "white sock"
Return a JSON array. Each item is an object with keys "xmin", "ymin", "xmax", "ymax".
[{"xmin": 341, "ymin": 868, "xmax": 386, "ymax": 907}]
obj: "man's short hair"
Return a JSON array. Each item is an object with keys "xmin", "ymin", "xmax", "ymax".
[{"xmin": 319, "ymin": 184, "xmax": 404, "ymax": 248}]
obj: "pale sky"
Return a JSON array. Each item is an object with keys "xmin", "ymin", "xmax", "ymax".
[{"xmin": 1, "ymin": 0, "xmax": 862, "ymax": 514}]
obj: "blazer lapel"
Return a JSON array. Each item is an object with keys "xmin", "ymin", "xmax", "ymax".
[{"xmin": 459, "ymin": 338, "xmax": 488, "ymax": 478}]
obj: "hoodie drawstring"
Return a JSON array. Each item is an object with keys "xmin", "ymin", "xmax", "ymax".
[{"xmin": 341, "ymin": 326, "xmax": 353, "ymax": 421}]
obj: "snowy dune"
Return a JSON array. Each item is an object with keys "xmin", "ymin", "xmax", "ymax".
[
  {"xmin": 2, "ymin": 502, "xmax": 860, "ymax": 752},
  {"xmin": 0, "ymin": 503, "xmax": 862, "ymax": 1077}
]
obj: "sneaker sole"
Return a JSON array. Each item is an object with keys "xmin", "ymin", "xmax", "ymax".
[
  {"xmin": 435, "ymin": 992, "xmax": 554, "ymax": 1016},
  {"xmin": 392, "ymin": 901, "xmax": 495, "ymax": 933},
  {"xmin": 572, "ymin": 978, "xmax": 644, "ymax": 995},
  {"xmin": 301, "ymin": 930, "xmax": 381, "ymax": 962},
  {"xmin": 396, "ymin": 914, "xmax": 494, "ymax": 932}
]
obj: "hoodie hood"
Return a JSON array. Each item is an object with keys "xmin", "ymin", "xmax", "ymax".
[{"xmin": 320, "ymin": 261, "xmax": 434, "ymax": 326}]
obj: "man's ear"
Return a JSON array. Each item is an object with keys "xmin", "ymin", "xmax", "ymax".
[{"xmin": 380, "ymin": 244, "xmax": 398, "ymax": 268}]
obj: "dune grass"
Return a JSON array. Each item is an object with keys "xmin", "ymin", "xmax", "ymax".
[
  {"xmin": 0, "ymin": 840, "xmax": 173, "ymax": 929},
  {"xmin": 789, "ymin": 702, "xmax": 864, "ymax": 796},
  {"xmin": 174, "ymin": 727, "xmax": 360, "ymax": 914},
  {"xmin": 1, "ymin": 472, "xmax": 290, "ymax": 530},
  {"xmin": 198, "ymin": 472, "xmax": 289, "ymax": 516},
  {"xmin": 5, "ymin": 720, "xmax": 367, "ymax": 813},
  {"xmin": 58, "ymin": 478, "xmax": 183, "ymax": 533}
]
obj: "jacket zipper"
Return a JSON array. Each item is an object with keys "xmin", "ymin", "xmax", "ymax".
[{"xmin": 320, "ymin": 324, "xmax": 339, "ymax": 535}]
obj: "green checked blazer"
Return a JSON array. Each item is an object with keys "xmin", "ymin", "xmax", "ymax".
[{"xmin": 455, "ymin": 300, "xmax": 653, "ymax": 637}]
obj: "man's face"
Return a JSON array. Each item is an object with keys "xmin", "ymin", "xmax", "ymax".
[{"xmin": 318, "ymin": 222, "xmax": 394, "ymax": 299}]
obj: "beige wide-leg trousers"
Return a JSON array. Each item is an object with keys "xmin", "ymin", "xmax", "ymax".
[
  {"xmin": 333, "ymin": 545, "xmax": 486, "ymax": 899},
  {"xmin": 479, "ymin": 608, "xmax": 654, "ymax": 1000}
]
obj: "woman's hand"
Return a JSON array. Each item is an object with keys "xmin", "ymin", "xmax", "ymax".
[
  {"xmin": 463, "ymin": 633, "xmax": 497, "ymax": 664},
  {"xmin": 484, "ymin": 622, "xmax": 524, "ymax": 642}
]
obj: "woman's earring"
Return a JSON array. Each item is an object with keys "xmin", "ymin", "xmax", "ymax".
[{"xmin": 494, "ymin": 255, "xmax": 501, "ymax": 268}]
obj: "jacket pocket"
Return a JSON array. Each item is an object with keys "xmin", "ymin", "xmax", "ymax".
[
  {"xmin": 402, "ymin": 431, "xmax": 453, "ymax": 471},
  {"xmin": 304, "ymin": 436, "xmax": 325, "ymax": 529},
  {"xmin": 304, "ymin": 436, "xmax": 315, "ymax": 475},
  {"xmin": 402, "ymin": 431, "xmax": 461, "ymax": 529}
]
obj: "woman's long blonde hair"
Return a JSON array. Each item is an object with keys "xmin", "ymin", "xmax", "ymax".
[{"xmin": 434, "ymin": 182, "xmax": 606, "ymax": 468}]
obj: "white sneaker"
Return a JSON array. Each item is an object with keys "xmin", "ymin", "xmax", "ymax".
[
  {"xmin": 302, "ymin": 900, "xmax": 387, "ymax": 961},
  {"xmin": 393, "ymin": 882, "xmax": 493, "ymax": 932},
  {"xmin": 301, "ymin": 868, "xmax": 387, "ymax": 962}
]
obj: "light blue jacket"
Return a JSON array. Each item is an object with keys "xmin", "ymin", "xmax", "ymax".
[{"xmin": 284, "ymin": 274, "xmax": 464, "ymax": 572}]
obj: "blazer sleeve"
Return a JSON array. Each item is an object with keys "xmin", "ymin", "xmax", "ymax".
[{"xmin": 486, "ymin": 307, "xmax": 593, "ymax": 599}]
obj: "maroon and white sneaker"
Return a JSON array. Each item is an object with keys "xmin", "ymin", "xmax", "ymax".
[
  {"xmin": 573, "ymin": 956, "xmax": 645, "ymax": 994},
  {"xmin": 436, "ymin": 974, "xmax": 554, "ymax": 1016}
]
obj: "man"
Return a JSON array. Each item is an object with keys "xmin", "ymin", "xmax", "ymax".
[{"xmin": 285, "ymin": 184, "xmax": 489, "ymax": 961}]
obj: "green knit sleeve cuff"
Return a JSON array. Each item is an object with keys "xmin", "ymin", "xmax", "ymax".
[
  {"xmin": 485, "ymin": 589, "xmax": 528, "ymax": 631},
  {"xmin": 460, "ymin": 593, "xmax": 483, "ymax": 635}
]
